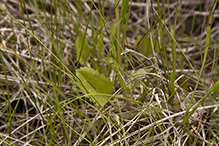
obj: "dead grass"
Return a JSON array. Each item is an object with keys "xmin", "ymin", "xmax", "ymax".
[{"xmin": 0, "ymin": 0, "xmax": 219, "ymax": 145}]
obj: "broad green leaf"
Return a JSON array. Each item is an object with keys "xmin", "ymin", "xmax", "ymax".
[
  {"xmin": 135, "ymin": 37, "xmax": 160, "ymax": 57},
  {"xmin": 103, "ymin": 56, "xmax": 114, "ymax": 64},
  {"xmin": 75, "ymin": 33, "xmax": 91, "ymax": 65},
  {"xmin": 76, "ymin": 67, "xmax": 114, "ymax": 106}
]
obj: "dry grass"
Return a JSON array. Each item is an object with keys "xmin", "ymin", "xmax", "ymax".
[{"xmin": 0, "ymin": 0, "xmax": 219, "ymax": 145}]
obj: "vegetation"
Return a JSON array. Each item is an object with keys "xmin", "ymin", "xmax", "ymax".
[{"xmin": 0, "ymin": 0, "xmax": 219, "ymax": 145}]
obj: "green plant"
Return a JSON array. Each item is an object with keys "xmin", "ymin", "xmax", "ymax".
[{"xmin": 0, "ymin": 0, "xmax": 219, "ymax": 145}]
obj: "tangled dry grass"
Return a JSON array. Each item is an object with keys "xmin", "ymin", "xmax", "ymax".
[{"xmin": 0, "ymin": 0, "xmax": 219, "ymax": 145}]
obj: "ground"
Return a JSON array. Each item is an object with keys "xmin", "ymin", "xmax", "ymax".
[{"xmin": 0, "ymin": 0, "xmax": 219, "ymax": 145}]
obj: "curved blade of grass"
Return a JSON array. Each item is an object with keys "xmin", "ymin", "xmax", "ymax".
[
  {"xmin": 182, "ymin": 0, "xmax": 217, "ymax": 125},
  {"xmin": 185, "ymin": 79, "xmax": 219, "ymax": 122}
]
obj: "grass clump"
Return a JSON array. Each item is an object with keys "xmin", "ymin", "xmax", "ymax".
[{"xmin": 0, "ymin": 0, "xmax": 219, "ymax": 145}]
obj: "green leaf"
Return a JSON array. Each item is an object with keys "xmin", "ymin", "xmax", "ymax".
[
  {"xmin": 76, "ymin": 67, "xmax": 114, "ymax": 106},
  {"xmin": 75, "ymin": 33, "xmax": 91, "ymax": 65},
  {"xmin": 127, "ymin": 68, "xmax": 153, "ymax": 92},
  {"xmin": 135, "ymin": 37, "xmax": 160, "ymax": 57},
  {"xmin": 109, "ymin": 19, "xmax": 122, "ymax": 59},
  {"xmin": 103, "ymin": 57, "xmax": 117, "ymax": 68},
  {"xmin": 90, "ymin": 57, "xmax": 101, "ymax": 73}
]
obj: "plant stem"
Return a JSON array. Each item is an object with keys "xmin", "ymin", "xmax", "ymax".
[{"xmin": 115, "ymin": 0, "xmax": 130, "ymax": 110}]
